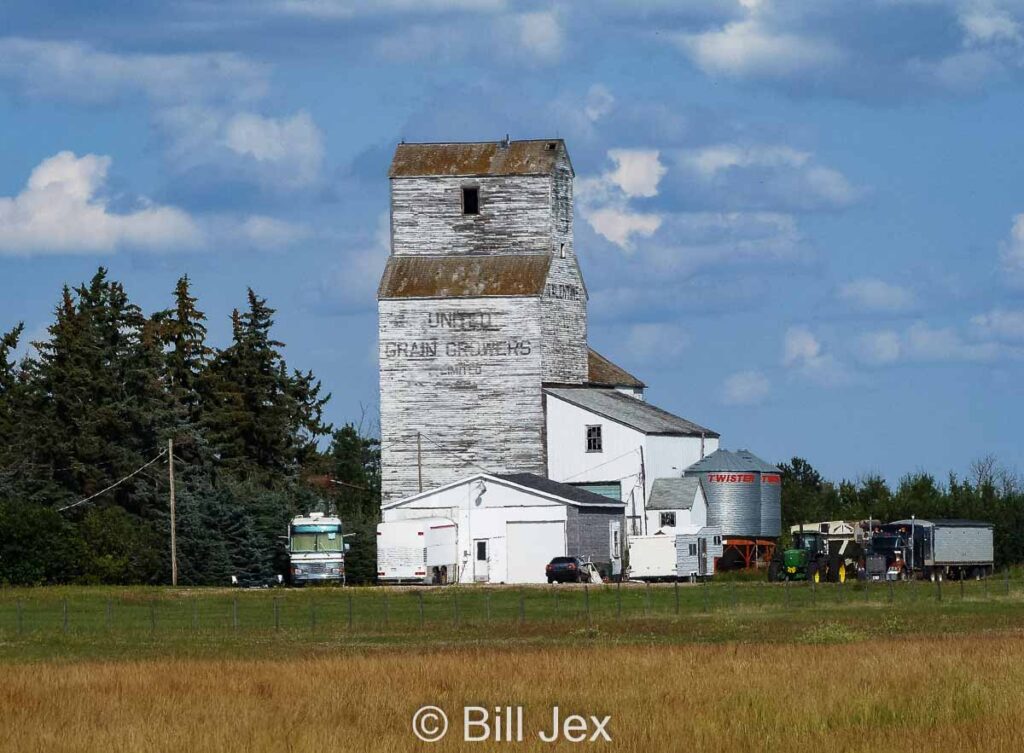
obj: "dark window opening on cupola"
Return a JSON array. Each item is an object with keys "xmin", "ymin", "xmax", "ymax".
[{"xmin": 462, "ymin": 186, "xmax": 480, "ymax": 215}]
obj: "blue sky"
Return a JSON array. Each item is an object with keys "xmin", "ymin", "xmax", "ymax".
[{"xmin": 1, "ymin": 0, "xmax": 1022, "ymax": 484}]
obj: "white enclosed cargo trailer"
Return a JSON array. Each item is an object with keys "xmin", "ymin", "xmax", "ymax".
[
  {"xmin": 627, "ymin": 535, "xmax": 677, "ymax": 579},
  {"xmin": 627, "ymin": 526, "xmax": 721, "ymax": 581},
  {"xmin": 377, "ymin": 517, "xmax": 459, "ymax": 584}
]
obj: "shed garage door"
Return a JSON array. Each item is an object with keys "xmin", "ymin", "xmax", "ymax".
[{"xmin": 506, "ymin": 521, "xmax": 566, "ymax": 584}]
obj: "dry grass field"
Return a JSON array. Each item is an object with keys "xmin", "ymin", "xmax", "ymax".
[{"xmin": 2, "ymin": 632, "xmax": 1023, "ymax": 753}]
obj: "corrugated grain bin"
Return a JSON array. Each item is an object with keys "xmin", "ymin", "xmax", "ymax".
[
  {"xmin": 760, "ymin": 472, "xmax": 782, "ymax": 538},
  {"xmin": 684, "ymin": 449, "xmax": 781, "ymax": 538}
]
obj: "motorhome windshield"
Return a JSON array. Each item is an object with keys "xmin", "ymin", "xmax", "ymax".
[{"xmin": 290, "ymin": 525, "xmax": 343, "ymax": 553}]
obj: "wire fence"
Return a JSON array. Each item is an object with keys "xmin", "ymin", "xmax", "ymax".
[{"xmin": 1, "ymin": 571, "xmax": 1021, "ymax": 640}]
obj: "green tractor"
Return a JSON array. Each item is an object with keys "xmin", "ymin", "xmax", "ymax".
[{"xmin": 768, "ymin": 530, "xmax": 852, "ymax": 583}]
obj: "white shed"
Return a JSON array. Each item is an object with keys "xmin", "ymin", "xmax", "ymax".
[
  {"xmin": 380, "ymin": 472, "xmax": 625, "ymax": 584},
  {"xmin": 645, "ymin": 477, "xmax": 708, "ymax": 536}
]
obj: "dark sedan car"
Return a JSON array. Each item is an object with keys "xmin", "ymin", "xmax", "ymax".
[{"xmin": 546, "ymin": 556, "xmax": 586, "ymax": 583}]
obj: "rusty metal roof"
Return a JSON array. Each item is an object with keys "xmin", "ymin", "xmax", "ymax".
[
  {"xmin": 388, "ymin": 139, "xmax": 570, "ymax": 178},
  {"xmin": 587, "ymin": 349, "xmax": 646, "ymax": 388},
  {"xmin": 378, "ymin": 254, "xmax": 552, "ymax": 299}
]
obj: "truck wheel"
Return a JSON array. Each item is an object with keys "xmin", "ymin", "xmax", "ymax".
[
  {"xmin": 828, "ymin": 555, "xmax": 842, "ymax": 583},
  {"xmin": 808, "ymin": 561, "xmax": 821, "ymax": 584},
  {"xmin": 768, "ymin": 560, "xmax": 781, "ymax": 583}
]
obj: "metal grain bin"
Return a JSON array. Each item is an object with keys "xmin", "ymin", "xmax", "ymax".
[
  {"xmin": 684, "ymin": 449, "xmax": 781, "ymax": 538},
  {"xmin": 760, "ymin": 472, "xmax": 782, "ymax": 538}
]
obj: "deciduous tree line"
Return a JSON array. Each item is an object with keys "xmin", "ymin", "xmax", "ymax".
[{"xmin": 0, "ymin": 269, "xmax": 381, "ymax": 585}]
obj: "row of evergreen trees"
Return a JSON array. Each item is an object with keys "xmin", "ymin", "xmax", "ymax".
[
  {"xmin": 778, "ymin": 457, "xmax": 1024, "ymax": 567},
  {"xmin": 0, "ymin": 269, "xmax": 381, "ymax": 585}
]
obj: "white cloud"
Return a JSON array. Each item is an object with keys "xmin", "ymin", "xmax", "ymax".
[
  {"xmin": 516, "ymin": 11, "xmax": 563, "ymax": 63},
  {"xmin": 237, "ymin": 215, "xmax": 311, "ymax": 249},
  {"xmin": 960, "ymin": 4, "xmax": 1022, "ymax": 46},
  {"xmin": 970, "ymin": 308, "xmax": 1024, "ymax": 342},
  {"xmin": 838, "ymin": 278, "xmax": 916, "ymax": 313},
  {"xmin": 1000, "ymin": 212, "xmax": 1024, "ymax": 286},
  {"xmin": 584, "ymin": 84, "xmax": 615, "ymax": 123},
  {"xmin": 854, "ymin": 330, "xmax": 903, "ymax": 365},
  {"xmin": 222, "ymin": 111, "xmax": 324, "ymax": 188},
  {"xmin": 372, "ymin": 8, "xmax": 562, "ymax": 65},
  {"xmin": 910, "ymin": 49, "xmax": 1008, "ymax": 93},
  {"xmin": 854, "ymin": 320, "xmax": 1019, "ymax": 366},
  {"xmin": 674, "ymin": 143, "xmax": 860, "ymax": 210},
  {"xmin": 268, "ymin": 0, "xmax": 506, "ymax": 18},
  {"xmin": 646, "ymin": 212, "xmax": 808, "ymax": 272},
  {"xmin": 158, "ymin": 106, "xmax": 325, "ymax": 188},
  {"xmin": 0, "ymin": 38, "xmax": 266, "ymax": 105},
  {"xmin": 783, "ymin": 326, "xmax": 851, "ymax": 386},
  {"xmin": 903, "ymin": 321, "xmax": 1003, "ymax": 362},
  {"xmin": 607, "ymin": 149, "xmax": 667, "ymax": 198},
  {"xmin": 681, "ymin": 144, "xmax": 809, "ymax": 177},
  {"xmin": 677, "ymin": 18, "xmax": 843, "ymax": 79},
  {"xmin": 306, "ymin": 215, "xmax": 391, "ymax": 313},
  {"xmin": 577, "ymin": 149, "xmax": 667, "ymax": 250},
  {"xmin": 721, "ymin": 370, "xmax": 770, "ymax": 406},
  {"xmin": 0, "ymin": 39, "xmax": 324, "ymax": 191},
  {"xmin": 622, "ymin": 322, "xmax": 689, "ymax": 361},
  {"xmin": 783, "ymin": 325, "xmax": 822, "ymax": 367},
  {"xmin": 587, "ymin": 208, "xmax": 662, "ymax": 251},
  {"xmin": 0, "ymin": 152, "xmax": 201, "ymax": 255}
]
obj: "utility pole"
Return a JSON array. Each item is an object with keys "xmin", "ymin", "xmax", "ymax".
[
  {"xmin": 639, "ymin": 445, "xmax": 648, "ymax": 535},
  {"xmin": 168, "ymin": 438, "xmax": 177, "ymax": 586},
  {"xmin": 417, "ymin": 431, "xmax": 423, "ymax": 493}
]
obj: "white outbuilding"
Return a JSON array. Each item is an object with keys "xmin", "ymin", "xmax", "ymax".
[
  {"xmin": 379, "ymin": 472, "xmax": 625, "ymax": 584},
  {"xmin": 645, "ymin": 477, "xmax": 708, "ymax": 536}
]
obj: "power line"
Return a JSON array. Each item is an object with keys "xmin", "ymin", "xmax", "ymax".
[
  {"xmin": 56, "ymin": 450, "xmax": 168, "ymax": 513},
  {"xmin": 1, "ymin": 448, "xmax": 164, "ymax": 476},
  {"xmin": 416, "ymin": 431, "xmax": 497, "ymax": 476},
  {"xmin": 561, "ymin": 446, "xmax": 638, "ymax": 483}
]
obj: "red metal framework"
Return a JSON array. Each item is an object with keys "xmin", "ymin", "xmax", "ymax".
[{"xmin": 720, "ymin": 537, "xmax": 777, "ymax": 570}]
